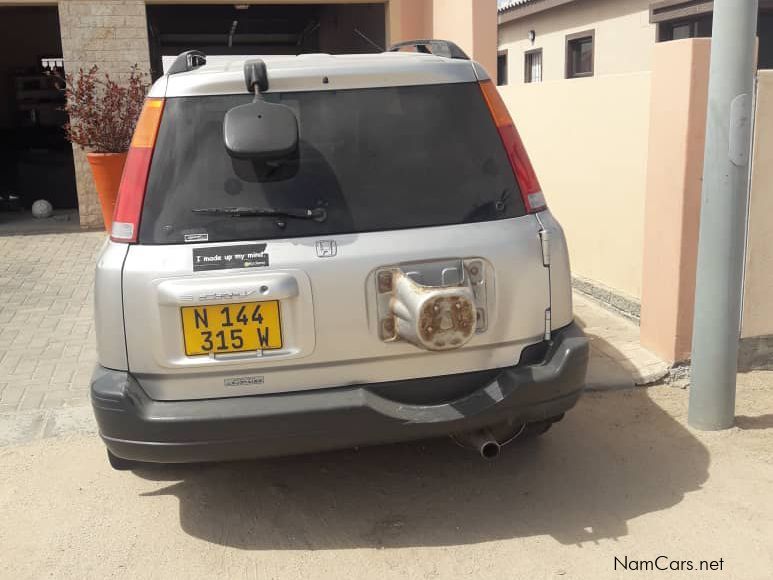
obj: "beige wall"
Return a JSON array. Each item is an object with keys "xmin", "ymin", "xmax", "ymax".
[
  {"xmin": 742, "ymin": 70, "xmax": 773, "ymax": 339},
  {"xmin": 469, "ymin": 0, "xmax": 497, "ymax": 80},
  {"xmin": 499, "ymin": 71, "xmax": 651, "ymax": 299},
  {"xmin": 640, "ymin": 39, "xmax": 710, "ymax": 363},
  {"xmin": 434, "ymin": 0, "xmax": 497, "ymax": 81},
  {"xmin": 387, "ymin": 0, "xmax": 433, "ymax": 45},
  {"xmin": 498, "ymin": 0, "xmax": 654, "ymax": 83},
  {"xmin": 390, "ymin": 0, "xmax": 498, "ymax": 81},
  {"xmin": 432, "ymin": 0, "xmax": 472, "ymax": 50}
]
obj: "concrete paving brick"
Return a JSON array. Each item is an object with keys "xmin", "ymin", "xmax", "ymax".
[
  {"xmin": 72, "ymin": 375, "xmax": 93, "ymax": 390},
  {"xmin": 32, "ymin": 364, "xmax": 56, "ymax": 381},
  {"xmin": 21, "ymin": 383, "xmax": 57, "ymax": 394},
  {"xmin": 78, "ymin": 348, "xmax": 97, "ymax": 362},
  {"xmin": 51, "ymin": 368, "xmax": 76, "ymax": 384},
  {"xmin": 0, "ymin": 232, "xmax": 104, "ymax": 419},
  {"xmin": 40, "ymin": 347, "xmax": 66, "ymax": 360},
  {"xmin": 62, "ymin": 344, "xmax": 84, "ymax": 358},
  {"xmin": 0, "ymin": 386, "xmax": 25, "ymax": 408},
  {"xmin": 38, "ymin": 318, "xmax": 59, "ymax": 330},
  {"xmin": 43, "ymin": 390, "xmax": 82, "ymax": 409},
  {"xmin": 19, "ymin": 392, "xmax": 45, "ymax": 412},
  {"xmin": 0, "ymin": 355, "xmax": 21, "ymax": 370},
  {"xmin": 7, "ymin": 369, "xmax": 34, "ymax": 381}
]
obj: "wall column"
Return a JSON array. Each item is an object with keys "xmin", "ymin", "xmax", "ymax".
[
  {"xmin": 387, "ymin": 0, "xmax": 433, "ymax": 46},
  {"xmin": 433, "ymin": 0, "xmax": 497, "ymax": 81},
  {"xmin": 640, "ymin": 39, "xmax": 711, "ymax": 364},
  {"xmin": 738, "ymin": 70, "xmax": 773, "ymax": 369},
  {"xmin": 388, "ymin": 0, "xmax": 497, "ymax": 81},
  {"xmin": 58, "ymin": 0, "xmax": 152, "ymax": 229}
]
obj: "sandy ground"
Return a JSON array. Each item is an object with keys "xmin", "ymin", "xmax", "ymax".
[{"xmin": 0, "ymin": 375, "xmax": 771, "ymax": 580}]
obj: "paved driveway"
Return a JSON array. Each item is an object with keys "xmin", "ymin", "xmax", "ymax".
[{"xmin": 0, "ymin": 231, "xmax": 105, "ymax": 441}]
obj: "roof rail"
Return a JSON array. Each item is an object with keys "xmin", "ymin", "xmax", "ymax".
[
  {"xmin": 387, "ymin": 39, "xmax": 470, "ymax": 60},
  {"xmin": 167, "ymin": 50, "xmax": 207, "ymax": 75}
]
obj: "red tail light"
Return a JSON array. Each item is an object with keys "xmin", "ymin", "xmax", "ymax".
[
  {"xmin": 479, "ymin": 80, "xmax": 546, "ymax": 213},
  {"xmin": 111, "ymin": 98, "xmax": 165, "ymax": 242}
]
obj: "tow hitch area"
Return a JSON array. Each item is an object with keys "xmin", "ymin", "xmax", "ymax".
[{"xmin": 374, "ymin": 258, "xmax": 490, "ymax": 351}]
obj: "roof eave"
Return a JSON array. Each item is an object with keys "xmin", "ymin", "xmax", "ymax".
[{"xmin": 498, "ymin": 0, "xmax": 579, "ymax": 24}]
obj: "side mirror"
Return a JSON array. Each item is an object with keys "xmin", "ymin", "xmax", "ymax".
[{"xmin": 223, "ymin": 100, "xmax": 299, "ymax": 161}]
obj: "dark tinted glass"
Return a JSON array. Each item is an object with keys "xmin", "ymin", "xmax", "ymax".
[
  {"xmin": 671, "ymin": 23, "xmax": 693, "ymax": 40},
  {"xmin": 140, "ymin": 82, "xmax": 524, "ymax": 244},
  {"xmin": 569, "ymin": 38, "xmax": 593, "ymax": 76},
  {"xmin": 497, "ymin": 53, "xmax": 508, "ymax": 86}
]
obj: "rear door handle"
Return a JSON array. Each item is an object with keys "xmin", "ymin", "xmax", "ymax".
[{"xmin": 156, "ymin": 272, "xmax": 300, "ymax": 306}]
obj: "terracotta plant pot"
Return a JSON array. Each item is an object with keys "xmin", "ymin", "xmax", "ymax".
[{"xmin": 86, "ymin": 152, "xmax": 127, "ymax": 232}]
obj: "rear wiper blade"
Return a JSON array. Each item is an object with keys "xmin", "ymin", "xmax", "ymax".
[{"xmin": 192, "ymin": 206, "xmax": 326, "ymax": 222}]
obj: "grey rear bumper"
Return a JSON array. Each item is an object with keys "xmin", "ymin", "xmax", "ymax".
[{"xmin": 91, "ymin": 323, "xmax": 588, "ymax": 463}]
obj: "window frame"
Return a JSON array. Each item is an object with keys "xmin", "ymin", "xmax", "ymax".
[
  {"xmin": 524, "ymin": 48, "xmax": 543, "ymax": 83},
  {"xmin": 656, "ymin": 15, "xmax": 712, "ymax": 42},
  {"xmin": 497, "ymin": 50, "xmax": 508, "ymax": 86},
  {"xmin": 649, "ymin": 0, "xmax": 713, "ymax": 24},
  {"xmin": 565, "ymin": 29, "xmax": 595, "ymax": 79}
]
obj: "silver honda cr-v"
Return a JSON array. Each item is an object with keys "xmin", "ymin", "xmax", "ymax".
[{"xmin": 91, "ymin": 41, "xmax": 588, "ymax": 470}]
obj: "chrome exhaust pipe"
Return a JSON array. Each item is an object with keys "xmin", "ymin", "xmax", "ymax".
[
  {"xmin": 452, "ymin": 422, "xmax": 529, "ymax": 459},
  {"xmin": 452, "ymin": 429, "xmax": 502, "ymax": 459},
  {"xmin": 480, "ymin": 439, "xmax": 501, "ymax": 460}
]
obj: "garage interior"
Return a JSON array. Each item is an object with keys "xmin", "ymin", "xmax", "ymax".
[
  {"xmin": 0, "ymin": 6, "xmax": 78, "ymax": 230},
  {"xmin": 147, "ymin": 3, "xmax": 387, "ymax": 79},
  {"xmin": 0, "ymin": 2, "xmax": 387, "ymax": 232}
]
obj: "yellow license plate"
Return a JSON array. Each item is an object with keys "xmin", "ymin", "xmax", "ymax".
[{"xmin": 181, "ymin": 301, "xmax": 282, "ymax": 356}]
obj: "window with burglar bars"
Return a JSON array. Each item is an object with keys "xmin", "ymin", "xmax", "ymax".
[{"xmin": 524, "ymin": 49, "xmax": 543, "ymax": 83}]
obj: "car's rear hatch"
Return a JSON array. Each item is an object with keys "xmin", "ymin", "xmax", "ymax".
[{"xmin": 121, "ymin": 65, "xmax": 552, "ymax": 401}]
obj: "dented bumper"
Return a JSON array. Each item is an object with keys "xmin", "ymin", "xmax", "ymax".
[{"xmin": 91, "ymin": 323, "xmax": 588, "ymax": 464}]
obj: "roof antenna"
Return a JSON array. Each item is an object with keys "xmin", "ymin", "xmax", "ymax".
[
  {"xmin": 228, "ymin": 20, "xmax": 238, "ymax": 48},
  {"xmin": 297, "ymin": 20, "xmax": 321, "ymax": 47},
  {"xmin": 354, "ymin": 27, "xmax": 384, "ymax": 52}
]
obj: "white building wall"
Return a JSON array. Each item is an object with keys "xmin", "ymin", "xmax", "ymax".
[{"xmin": 498, "ymin": 0, "xmax": 655, "ymax": 83}]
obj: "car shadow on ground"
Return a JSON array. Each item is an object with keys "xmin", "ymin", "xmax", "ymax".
[{"xmin": 134, "ymin": 386, "xmax": 709, "ymax": 550}]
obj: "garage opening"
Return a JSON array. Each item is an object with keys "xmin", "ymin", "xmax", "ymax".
[
  {"xmin": 147, "ymin": 3, "xmax": 387, "ymax": 79},
  {"xmin": 0, "ymin": 6, "xmax": 78, "ymax": 232}
]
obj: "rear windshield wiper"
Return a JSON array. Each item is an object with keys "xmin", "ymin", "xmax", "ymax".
[{"xmin": 192, "ymin": 206, "xmax": 327, "ymax": 222}]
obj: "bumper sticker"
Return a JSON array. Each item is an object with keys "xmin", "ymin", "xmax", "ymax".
[{"xmin": 193, "ymin": 243, "xmax": 269, "ymax": 272}]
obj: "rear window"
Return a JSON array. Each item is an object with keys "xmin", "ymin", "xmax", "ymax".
[{"xmin": 140, "ymin": 82, "xmax": 524, "ymax": 244}]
